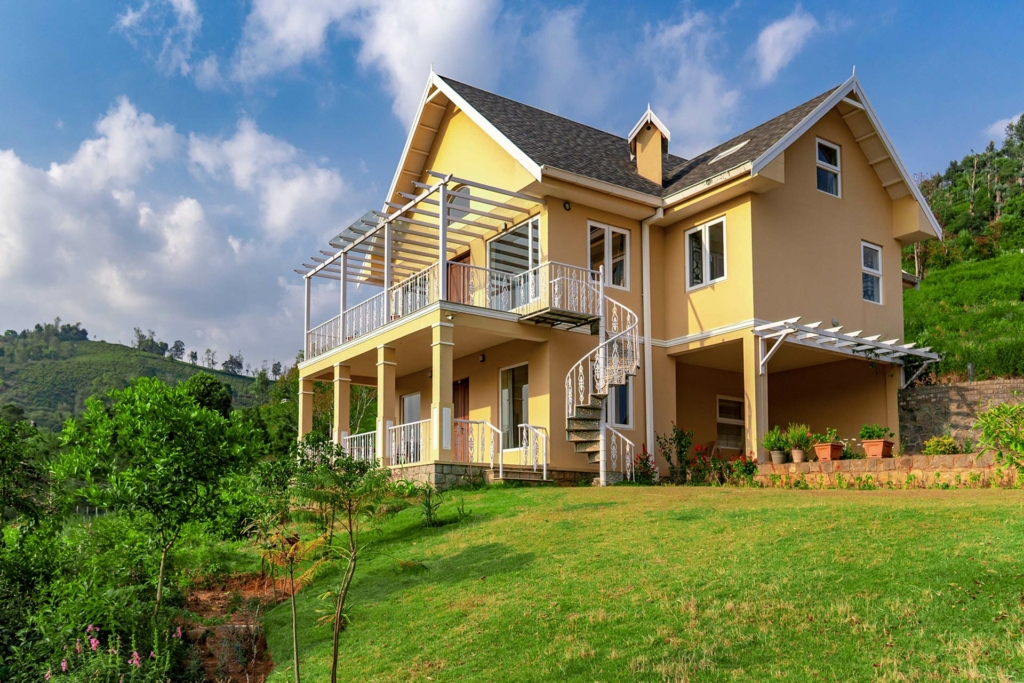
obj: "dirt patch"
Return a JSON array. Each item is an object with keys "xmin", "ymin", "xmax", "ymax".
[{"xmin": 182, "ymin": 573, "xmax": 293, "ymax": 682}]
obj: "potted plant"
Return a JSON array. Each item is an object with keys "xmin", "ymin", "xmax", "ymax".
[
  {"xmin": 859, "ymin": 424, "xmax": 895, "ymax": 458},
  {"xmin": 787, "ymin": 423, "xmax": 811, "ymax": 463},
  {"xmin": 763, "ymin": 426, "xmax": 788, "ymax": 465},
  {"xmin": 812, "ymin": 428, "xmax": 843, "ymax": 461}
]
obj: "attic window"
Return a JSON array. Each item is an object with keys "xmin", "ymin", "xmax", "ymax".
[{"xmin": 709, "ymin": 140, "xmax": 749, "ymax": 164}]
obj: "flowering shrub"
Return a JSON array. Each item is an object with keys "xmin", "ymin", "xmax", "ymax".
[
  {"xmin": 632, "ymin": 446, "xmax": 658, "ymax": 485},
  {"xmin": 45, "ymin": 625, "xmax": 177, "ymax": 682},
  {"xmin": 689, "ymin": 444, "xmax": 730, "ymax": 485}
]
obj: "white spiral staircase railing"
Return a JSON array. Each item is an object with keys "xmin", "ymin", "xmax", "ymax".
[{"xmin": 565, "ymin": 268, "xmax": 640, "ymax": 486}]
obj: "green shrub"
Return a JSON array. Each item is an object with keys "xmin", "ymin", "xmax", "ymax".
[
  {"xmin": 811, "ymin": 427, "xmax": 839, "ymax": 445},
  {"xmin": 922, "ymin": 435, "xmax": 960, "ymax": 455},
  {"xmin": 859, "ymin": 424, "xmax": 894, "ymax": 440},
  {"xmin": 786, "ymin": 424, "xmax": 812, "ymax": 452},
  {"xmin": 655, "ymin": 424, "xmax": 693, "ymax": 485},
  {"xmin": 762, "ymin": 425, "xmax": 788, "ymax": 452},
  {"xmin": 977, "ymin": 401, "xmax": 1024, "ymax": 467}
]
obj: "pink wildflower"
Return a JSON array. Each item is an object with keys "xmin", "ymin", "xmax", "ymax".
[
  {"xmin": 45, "ymin": 670, "xmax": 51, "ymax": 681},
  {"xmin": 174, "ymin": 626, "xmax": 182, "ymax": 639},
  {"xmin": 129, "ymin": 651, "xmax": 142, "ymax": 668},
  {"xmin": 150, "ymin": 651, "xmax": 156, "ymax": 659},
  {"xmin": 90, "ymin": 637, "xmax": 99, "ymax": 651},
  {"xmin": 61, "ymin": 659, "xmax": 67, "ymax": 672},
  {"xmin": 75, "ymin": 639, "xmax": 82, "ymax": 654}
]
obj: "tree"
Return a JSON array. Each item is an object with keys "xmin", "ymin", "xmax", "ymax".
[
  {"xmin": 181, "ymin": 373, "xmax": 233, "ymax": 418},
  {"xmin": 253, "ymin": 369, "xmax": 272, "ymax": 405},
  {"xmin": 203, "ymin": 348, "xmax": 217, "ymax": 369},
  {"xmin": 294, "ymin": 437, "xmax": 395, "ymax": 683},
  {"xmin": 0, "ymin": 419, "xmax": 48, "ymax": 526},
  {"xmin": 132, "ymin": 328, "xmax": 168, "ymax": 356},
  {"xmin": 265, "ymin": 530, "xmax": 327, "ymax": 683},
  {"xmin": 271, "ymin": 361, "xmax": 282, "ymax": 380},
  {"xmin": 55, "ymin": 377, "xmax": 252, "ymax": 613},
  {"xmin": 168, "ymin": 340, "xmax": 185, "ymax": 361},
  {"xmin": 222, "ymin": 352, "xmax": 244, "ymax": 375},
  {"xmin": 188, "ymin": 350, "xmax": 198, "ymax": 365}
]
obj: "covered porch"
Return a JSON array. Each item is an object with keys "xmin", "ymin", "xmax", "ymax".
[{"xmin": 670, "ymin": 318, "xmax": 939, "ymax": 459}]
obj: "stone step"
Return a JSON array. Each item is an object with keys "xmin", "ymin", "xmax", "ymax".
[
  {"xmin": 567, "ymin": 429, "xmax": 601, "ymax": 442},
  {"xmin": 574, "ymin": 441, "xmax": 600, "ymax": 454},
  {"xmin": 567, "ymin": 417, "xmax": 600, "ymax": 431},
  {"xmin": 484, "ymin": 469, "xmax": 549, "ymax": 485},
  {"xmin": 573, "ymin": 406, "xmax": 602, "ymax": 420}
]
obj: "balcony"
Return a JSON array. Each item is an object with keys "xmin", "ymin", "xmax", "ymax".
[{"xmin": 298, "ymin": 171, "xmax": 604, "ymax": 361}]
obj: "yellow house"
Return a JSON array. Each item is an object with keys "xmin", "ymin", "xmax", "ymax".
[{"xmin": 295, "ymin": 71, "xmax": 941, "ymax": 485}]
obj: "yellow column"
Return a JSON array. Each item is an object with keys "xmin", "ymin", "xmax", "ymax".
[
  {"xmin": 430, "ymin": 321, "xmax": 455, "ymax": 462},
  {"xmin": 298, "ymin": 377, "xmax": 314, "ymax": 440},
  {"xmin": 376, "ymin": 346, "xmax": 396, "ymax": 464},
  {"xmin": 885, "ymin": 363, "xmax": 902, "ymax": 447},
  {"xmin": 743, "ymin": 334, "xmax": 768, "ymax": 462},
  {"xmin": 332, "ymin": 363, "xmax": 351, "ymax": 445}
]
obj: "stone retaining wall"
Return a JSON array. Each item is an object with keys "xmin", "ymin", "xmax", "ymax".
[
  {"xmin": 899, "ymin": 379, "xmax": 1024, "ymax": 452},
  {"xmin": 389, "ymin": 462, "xmax": 597, "ymax": 489},
  {"xmin": 754, "ymin": 452, "xmax": 1020, "ymax": 488}
]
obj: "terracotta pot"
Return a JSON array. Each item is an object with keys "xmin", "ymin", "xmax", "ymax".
[
  {"xmin": 770, "ymin": 450, "xmax": 788, "ymax": 465},
  {"xmin": 791, "ymin": 449, "xmax": 806, "ymax": 463},
  {"xmin": 814, "ymin": 442, "xmax": 843, "ymax": 461},
  {"xmin": 862, "ymin": 439, "xmax": 894, "ymax": 458}
]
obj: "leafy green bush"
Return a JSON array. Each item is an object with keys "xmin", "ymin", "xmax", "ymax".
[
  {"xmin": 977, "ymin": 401, "xmax": 1024, "ymax": 467},
  {"xmin": 655, "ymin": 424, "xmax": 693, "ymax": 485},
  {"xmin": 762, "ymin": 425, "xmax": 787, "ymax": 452},
  {"xmin": 859, "ymin": 424, "xmax": 894, "ymax": 440},
  {"xmin": 923, "ymin": 435, "xmax": 960, "ymax": 455},
  {"xmin": 811, "ymin": 427, "xmax": 839, "ymax": 445},
  {"xmin": 786, "ymin": 424, "xmax": 812, "ymax": 452}
]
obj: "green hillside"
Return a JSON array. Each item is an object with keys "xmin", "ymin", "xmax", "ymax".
[
  {"xmin": 0, "ymin": 327, "xmax": 254, "ymax": 430},
  {"xmin": 904, "ymin": 252, "xmax": 1024, "ymax": 379}
]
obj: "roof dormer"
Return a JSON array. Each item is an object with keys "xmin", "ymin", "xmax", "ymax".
[{"xmin": 628, "ymin": 106, "xmax": 671, "ymax": 186}]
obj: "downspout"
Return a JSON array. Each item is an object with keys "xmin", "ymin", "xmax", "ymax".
[{"xmin": 641, "ymin": 207, "xmax": 663, "ymax": 452}]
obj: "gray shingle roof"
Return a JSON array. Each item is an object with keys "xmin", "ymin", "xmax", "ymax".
[{"xmin": 439, "ymin": 75, "xmax": 841, "ymax": 199}]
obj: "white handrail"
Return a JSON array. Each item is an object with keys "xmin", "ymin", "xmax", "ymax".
[
  {"xmin": 306, "ymin": 314, "xmax": 342, "ymax": 358},
  {"xmin": 343, "ymin": 289, "xmax": 386, "ymax": 342},
  {"xmin": 387, "ymin": 419, "xmax": 430, "ymax": 466},
  {"xmin": 517, "ymin": 424, "xmax": 548, "ymax": 480},
  {"xmin": 453, "ymin": 419, "xmax": 503, "ymax": 478},
  {"xmin": 606, "ymin": 426, "xmax": 635, "ymax": 482},
  {"xmin": 390, "ymin": 263, "xmax": 440, "ymax": 319},
  {"xmin": 343, "ymin": 430, "xmax": 377, "ymax": 464}
]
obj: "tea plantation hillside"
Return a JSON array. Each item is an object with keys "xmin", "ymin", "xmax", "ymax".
[
  {"xmin": 0, "ymin": 333, "xmax": 254, "ymax": 430},
  {"xmin": 904, "ymin": 252, "xmax": 1024, "ymax": 380}
]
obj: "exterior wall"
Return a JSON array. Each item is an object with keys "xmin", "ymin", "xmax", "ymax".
[
  {"xmin": 754, "ymin": 452, "xmax": 1017, "ymax": 488},
  {"xmin": 751, "ymin": 109, "xmax": 904, "ymax": 342},
  {"xmin": 659, "ymin": 195, "xmax": 755, "ymax": 341},
  {"xmin": 768, "ymin": 359, "xmax": 897, "ymax": 447},
  {"xmin": 899, "ymin": 379, "xmax": 1024, "ymax": 453},
  {"xmin": 675, "ymin": 362, "xmax": 744, "ymax": 454}
]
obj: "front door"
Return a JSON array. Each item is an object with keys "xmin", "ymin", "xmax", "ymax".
[{"xmin": 453, "ymin": 378, "xmax": 470, "ymax": 461}]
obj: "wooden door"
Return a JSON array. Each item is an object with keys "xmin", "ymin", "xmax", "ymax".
[{"xmin": 453, "ymin": 378, "xmax": 469, "ymax": 420}]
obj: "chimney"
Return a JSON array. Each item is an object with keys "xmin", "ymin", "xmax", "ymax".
[{"xmin": 628, "ymin": 105, "xmax": 671, "ymax": 186}]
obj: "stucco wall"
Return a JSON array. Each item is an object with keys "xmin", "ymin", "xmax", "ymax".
[
  {"xmin": 675, "ymin": 361, "xmax": 744, "ymax": 454},
  {"xmin": 898, "ymin": 379, "xmax": 1024, "ymax": 453}
]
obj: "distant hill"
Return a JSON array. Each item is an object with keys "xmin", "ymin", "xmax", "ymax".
[
  {"xmin": 904, "ymin": 252, "xmax": 1024, "ymax": 380},
  {"xmin": 0, "ymin": 325, "xmax": 254, "ymax": 430}
]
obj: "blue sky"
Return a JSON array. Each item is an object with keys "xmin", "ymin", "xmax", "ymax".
[{"xmin": 0, "ymin": 0, "xmax": 1021, "ymax": 370}]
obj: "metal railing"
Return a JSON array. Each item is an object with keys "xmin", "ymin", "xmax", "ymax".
[
  {"xmin": 512, "ymin": 261, "xmax": 602, "ymax": 318},
  {"xmin": 390, "ymin": 263, "xmax": 440, "ymax": 319},
  {"xmin": 387, "ymin": 419, "xmax": 430, "ymax": 466},
  {"xmin": 306, "ymin": 314, "xmax": 342, "ymax": 359},
  {"xmin": 606, "ymin": 426, "xmax": 635, "ymax": 482},
  {"xmin": 515, "ymin": 424, "xmax": 548, "ymax": 480},
  {"xmin": 447, "ymin": 262, "xmax": 515, "ymax": 311},
  {"xmin": 453, "ymin": 419, "xmax": 503, "ymax": 477},
  {"xmin": 343, "ymin": 430, "xmax": 377, "ymax": 464},
  {"xmin": 342, "ymin": 290, "xmax": 387, "ymax": 343}
]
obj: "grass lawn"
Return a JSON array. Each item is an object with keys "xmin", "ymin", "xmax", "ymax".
[{"xmin": 262, "ymin": 485, "xmax": 1024, "ymax": 682}]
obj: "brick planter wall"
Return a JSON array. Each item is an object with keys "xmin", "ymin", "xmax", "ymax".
[
  {"xmin": 754, "ymin": 452, "xmax": 1019, "ymax": 488},
  {"xmin": 899, "ymin": 379, "xmax": 1024, "ymax": 452}
]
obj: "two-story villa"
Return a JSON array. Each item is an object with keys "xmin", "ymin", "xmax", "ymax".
[{"xmin": 295, "ymin": 71, "xmax": 941, "ymax": 485}]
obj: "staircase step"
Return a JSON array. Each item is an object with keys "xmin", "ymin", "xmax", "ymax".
[
  {"xmin": 568, "ymin": 418, "xmax": 600, "ymax": 431},
  {"xmin": 567, "ymin": 430, "xmax": 601, "ymax": 442},
  {"xmin": 587, "ymin": 451, "xmax": 601, "ymax": 464},
  {"xmin": 574, "ymin": 441, "xmax": 600, "ymax": 454},
  {"xmin": 573, "ymin": 406, "xmax": 602, "ymax": 420}
]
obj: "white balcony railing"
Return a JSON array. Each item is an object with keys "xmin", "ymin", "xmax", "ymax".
[
  {"xmin": 515, "ymin": 424, "xmax": 548, "ymax": 480},
  {"xmin": 390, "ymin": 264, "xmax": 440, "ymax": 319},
  {"xmin": 447, "ymin": 263, "xmax": 515, "ymax": 311},
  {"xmin": 607, "ymin": 426, "xmax": 635, "ymax": 482},
  {"xmin": 307, "ymin": 314, "xmax": 342, "ymax": 358},
  {"xmin": 343, "ymin": 430, "xmax": 376, "ymax": 463},
  {"xmin": 453, "ymin": 419, "xmax": 502, "ymax": 476},
  {"xmin": 342, "ymin": 290, "xmax": 387, "ymax": 343},
  {"xmin": 387, "ymin": 419, "xmax": 430, "ymax": 466}
]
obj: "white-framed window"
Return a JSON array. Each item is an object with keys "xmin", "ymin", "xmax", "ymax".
[
  {"xmin": 499, "ymin": 363, "xmax": 529, "ymax": 449},
  {"xmin": 861, "ymin": 241, "xmax": 883, "ymax": 304},
  {"xmin": 589, "ymin": 222, "xmax": 629, "ymax": 289},
  {"xmin": 716, "ymin": 395, "xmax": 744, "ymax": 451},
  {"xmin": 608, "ymin": 378, "xmax": 633, "ymax": 429},
  {"xmin": 816, "ymin": 138, "xmax": 841, "ymax": 197},
  {"xmin": 685, "ymin": 218, "xmax": 726, "ymax": 291},
  {"xmin": 401, "ymin": 392, "xmax": 421, "ymax": 424},
  {"xmin": 448, "ymin": 185, "xmax": 471, "ymax": 221}
]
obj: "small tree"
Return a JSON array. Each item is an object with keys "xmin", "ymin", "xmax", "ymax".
[
  {"xmin": 0, "ymin": 418, "xmax": 48, "ymax": 527},
  {"xmin": 55, "ymin": 377, "xmax": 253, "ymax": 613},
  {"xmin": 182, "ymin": 372, "xmax": 233, "ymax": 418},
  {"xmin": 222, "ymin": 352, "xmax": 245, "ymax": 375},
  {"xmin": 271, "ymin": 361, "xmax": 282, "ymax": 380},
  {"xmin": 656, "ymin": 423, "xmax": 693, "ymax": 484},
  {"xmin": 188, "ymin": 350, "xmax": 198, "ymax": 365},
  {"xmin": 265, "ymin": 531, "xmax": 327, "ymax": 683},
  {"xmin": 168, "ymin": 340, "xmax": 185, "ymax": 361},
  {"xmin": 203, "ymin": 348, "xmax": 217, "ymax": 369},
  {"xmin": 253, "ymin": 369, "xmax": 272, "ymax": 405}
]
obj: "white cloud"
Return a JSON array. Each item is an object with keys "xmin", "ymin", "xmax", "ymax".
[
  {"xmin": 194, "ymin": 54, "xmax": 223, "ymax": 90},
  {"xmin": 643, "ymin": 13, "xmax": 740, "ymax": 158},
  {"xmin": 0, "ymin": 98, "xmax": 356, "ymax": 366},
  {"xmin": 232, "ymin": 0, "xmax": 507, "ymax": 126},
  {"xmin": 985, "ymin": 113, "xmax": 1022, "ymax": 139},
  {"xmin": 754, "ymin": 7, "xmax": 818, "ymax": 84},
  {"xmin": 116, "ymin": 0, "xmax": 203, "ymax": 77},
  {"xmin": 188, "ymin": 119, "xmax": 348, "ymax": 241}
]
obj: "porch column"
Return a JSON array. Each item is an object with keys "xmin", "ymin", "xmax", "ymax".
[
  {"xmin": 743, "ymin": 334, "xmax": 768, "ymax": 462},
  {"xmin": 333, "ymin": 363, "xmax": 351, "ymax": 445},
  {"xmin": 885, "ymin": 364, "xmax": 902, "ymax": 447},
  {"xmin": 298, "ymin": 377, "xmax": 314, "ymax": 440},
  {"xmin": 438, "ymin": 183, "xmax": 448, "ymax": 301},
  {"xmin": 303, "ymin": 276, "xmax": 310, "ymax": 358},
  {"xmin": 376, "ymin": 346, "xmax": 396, "ymax": 464},
  {"xmin": 430, "ymin": 320, "xmax": 455, "ymax": 462}
]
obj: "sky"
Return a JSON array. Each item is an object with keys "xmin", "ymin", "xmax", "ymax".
[{"xmin": 0, "ymin": 0, "xmax": 1021, "ymax": 371}]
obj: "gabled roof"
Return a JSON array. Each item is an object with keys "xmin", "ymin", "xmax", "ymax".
[{"xmin": 385, "ymin": 72, "xmax": 940, "ymax": 238}]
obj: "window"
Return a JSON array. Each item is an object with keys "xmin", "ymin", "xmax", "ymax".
[
  {"xmin": 489, "ymin": 217, "xmax": 540, "ymax": 274},
  {"xmin": 448, "ymin": 186, "xmax": 471, "ymax": 221},
  {"xmin": 816, "ymin": 139, "xmax": 841, "ymax": 197},
  {"xmin": 500, "ymin": 364, "xmax": 529, "ymax": 449},
  {"xmin": 685, "ymin": 219, "xmax": 726, "ymax": 291},
  {"xmin": 716, "ymin": 396, "xmax": 744, "ymax": 451},
  {"xmin": 608, "ymin": 379, "xmax": 632, "ymax": 429},
  {"xmin": 401, "ymin": 393, "xmax": 421, "ymax": 424},
  {"xmin": 589, "ymin": 222, "xmax": 629, "ymax": 289},
  {"xmin": 861, "ymin": 241, "xmax": 882, "ymax": 304}
]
